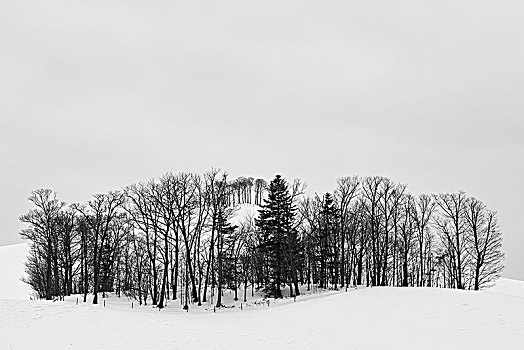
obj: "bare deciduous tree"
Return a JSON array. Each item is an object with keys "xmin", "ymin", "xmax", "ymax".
[
  {"xmin": 73, "ymin": 191, "xmax": 125, "ymax": 304},
  {"xmin": 464, "ymin": 197, "xmax": 504, "ymax": 290},
  {"xmin": 20, "ymin": 189, "xmax": 65, "ymax": 300}
]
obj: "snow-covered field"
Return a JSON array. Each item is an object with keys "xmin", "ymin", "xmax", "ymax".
[{"xmin": 1, "ymin": 243, "xmax": 523, "ymax": 349}]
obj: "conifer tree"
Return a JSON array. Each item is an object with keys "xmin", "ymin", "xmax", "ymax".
[
  {"xmin": 256, "ymin": 175, "xmax": 298, "ymax": 298},
  {"xmin": 215, "ymin": 207, "xmax": 236, "ymax": 307},
  {"xmin": 317, "ymin": 193, "xmax": 339, "ymax": 288}
]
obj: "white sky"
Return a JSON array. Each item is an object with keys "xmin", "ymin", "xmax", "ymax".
[{"xmin": 1, "ymin": 0, "xmax": 523, "ymax": 278}]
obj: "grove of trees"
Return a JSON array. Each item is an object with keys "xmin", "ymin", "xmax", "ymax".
[{"xmin": 19, "ymin": 170, "xmax": 504, "ymax": 307}]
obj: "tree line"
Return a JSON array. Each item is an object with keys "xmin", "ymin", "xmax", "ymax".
[{"xmin": 19, "ymin": 170, "xmax": 504, "ymax": 308}]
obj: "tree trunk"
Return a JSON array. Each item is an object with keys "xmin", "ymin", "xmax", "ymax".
[
  {"xmin": 203, "ymin": 215, "xmax": 216, "ymax": 303},
  {"xmin": 183, "ymin": 238, "xmax": 198, "ymax": 302},
  {"xmin": 216, "ymin": 232, "xmax": 223, "ymax": 308},
  {"xmin": 157, "ymin": 233, "xmax": 170, "ymax": 309},
  {"xmin": 45, "ymin": 238, "xmax": 52, "ymax": 300}
]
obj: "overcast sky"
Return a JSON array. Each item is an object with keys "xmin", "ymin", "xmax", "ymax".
[{"xmin": 1, "ymin": 0, "xmax": 523, "ymax": 278}]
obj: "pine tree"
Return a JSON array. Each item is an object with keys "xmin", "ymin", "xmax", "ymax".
[
  {"xmin": 318, "ymin": 193, "xmax": 339, "ymax": 288},
  {"xmin": 215, "ymin": 207, "xmax": 237, "ymax": 307},
  {"xmin": 256, "ymin": 175, "xmax": 299, "ymax": 298},
  {"xmin": 99, "ymin": 240, "xmax": 113, "ymax": 295}
]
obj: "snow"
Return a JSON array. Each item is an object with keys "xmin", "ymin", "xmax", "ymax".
[
  {"xmin": 1, "ymin": 243, "xmax": 523, "ymax": 349},
  {"xmin": 0, "ymin": 243, "xmax": 32, "ymax": 300},
  {"xmin": 229, "ymin": 202, "xmax": 259, "ymax": 226},
  {"xmin": 490, "ymin": 277, "xmax": 524, "ymax": 298}
]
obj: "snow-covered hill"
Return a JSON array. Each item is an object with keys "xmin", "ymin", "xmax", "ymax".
[
  {"xmin": 0, "ymin": 243, "xmax": 31, "ymax": 300},
  {"xmin": 1, "ymin": 243, "xmax": 523, "ymax": 349},
  {"xmin": 229, "ymin": 202, "xmax": 260, "ymax": 226}
]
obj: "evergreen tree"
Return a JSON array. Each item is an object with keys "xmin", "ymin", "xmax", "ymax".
[
  {"xmin": 216, "ymin": 207, "xmax": 237, "ymax": 307},
  {"xmin": 318, "ymin": 193, "xmax": 339, "ymax": 288},
  {"xmin": 99, "ymin": 240, "xmax": 113, "ymax": 295},
  {"xmin": 256, "ymin": 175, "xmax": 298, "ymax": 298}
]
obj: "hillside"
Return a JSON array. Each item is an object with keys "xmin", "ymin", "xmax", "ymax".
[
  {"xmin": 1, "ymin": 242, "xmax": 523, "ymax": 349},
  {"xmin": 0, "ymin": 243, "xmax": 31, "ymax": 300}
]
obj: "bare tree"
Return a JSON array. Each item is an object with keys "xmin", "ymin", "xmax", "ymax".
[
  {"xmin": 412, "ymin": 194, "xmax": 436, "ymax": 286},
  {"xmin": 125, "ymin": 182, "xmax": 162, "ymax": 305},
  {"xmin": 397, "ymin": 195, "xmax": 416, "ymax": 286},
  {"xmin": 463, "ymin": 197, "xmax": 504, "ymax": 290},
  {"xmin": 55, "ymin": 208, "xmax": 77, "ymax": 296},
  {"xmin": 20, "ymin": 189, "xmax": 65, "ymax": 300},
  {"xmin": 378, "ymin": 179, "xmax": 406, "ymax": 286},
  {"xmin": 335, "ymin": 175, "xmax": 360, "ymax": 288},
  {"xmin": 254, "ymin": 178, "xmax": 267, "ymax": 205},
  {"xmin": 151, "ymin": 174, "xmax": 179, "ymax": 309},
  {"xmin": 170, "ymin": 173, "xmax": 207, "ymax": 305},
  {"xmin": 73, "ymin": 191, "xmax": 125, "ymax": 304},
  {"xmin": 202, "ymin": 169, "xmax": 228, "ymax": 303},
  {"xmin": 433, "ymin": 192, "xmax": 468, "ymax": 289},
  {"xmin": 362, "ymin": 176, "xmax": 384, "ymax": 286}
]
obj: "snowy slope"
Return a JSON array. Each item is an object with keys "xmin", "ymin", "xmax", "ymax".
[
  {"xmin": 229, "ymin": 202, "xmax": 260, "ymax": 227},
  {"xmin": 0, "ymin": 282, "xmax": 523, "ymax": 349},
  {"xmin": 1, "ymin": 242, "xmax": 523, "ymax": 349},
  {"xmin": 490, "ymin": 277, "xmax": 524, "ymax": 298},
  {"xmin": 0, "ymin": 243, "xmax": 32, "ymax": 300}
]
